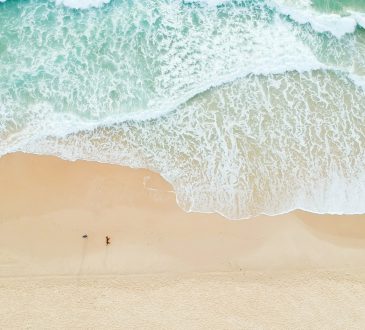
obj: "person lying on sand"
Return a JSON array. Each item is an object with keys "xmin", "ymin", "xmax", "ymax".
[{"xmin": 106, "ymin": 236, "xmax": 111, "ymax": 245}]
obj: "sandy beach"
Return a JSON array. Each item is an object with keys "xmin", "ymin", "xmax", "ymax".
[
  {"xmin": 2, "ymin": 0, "xmax": 365, "ymax": 328},
  {"xmin": 1, "ymin": 152, "xmax": 365, "ymax": 328}
]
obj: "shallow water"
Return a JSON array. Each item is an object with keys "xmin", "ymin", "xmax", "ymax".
[{"xmin": 1, "ymin": 0, "xmax": 365, "ymax": 218}]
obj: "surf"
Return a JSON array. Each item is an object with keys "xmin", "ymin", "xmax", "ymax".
[{"xmin": 1, "ymin": 0, "xmax": 364, "ymax": 219}]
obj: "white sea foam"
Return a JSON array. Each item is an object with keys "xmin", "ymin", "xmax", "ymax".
[
  {"xmin": 266, "ymin": 0, "xmax": 365, "ymax": 38},
  {"xmin": 349, "ymin": 74, "xmax": 365, "ymax": 90},
  {"xmin": 0, "ymin": 11, "xmax": 325, "ymax": 156},
  {"xmin": 55, "ymin": 0, "xmax": 110, "ymax": 9},
  {"xmin": 13, "ymin": 70, "xmax": 365, "ymax": 219},
  {"xmin": 0, "ymin": 0, "xmax": 110, "ymax": 8},
  {"xmin": 189, "ymin": 0, "xmax": 365, "ymax": 37},
  {"xmin": 1, "ymin": 0, "xmax": 365, "ymax": 219},
  {"xmin": 349, "ymin": 11, "xmax": 365, "ymax": 29},
  {"xmin": 184, "ymin": 0, "xmax": 229, "ymax": 6},
  {"xmin": 0, "ymin": 0, "xmax": 326, "ymax": 127}
]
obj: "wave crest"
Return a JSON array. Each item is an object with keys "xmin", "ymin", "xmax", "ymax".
[
  {"xmin": 55, "ymin": 0, "xmax": 110, "ymax": 9},
  {"xmin": 267, "ymin": 0, "xmax": 365, "ymax": 38}
]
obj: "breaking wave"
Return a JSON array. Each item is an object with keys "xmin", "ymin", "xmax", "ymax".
[{"xmin": 267, "ymin": 0, "xmax": 365, "ymax": 38}]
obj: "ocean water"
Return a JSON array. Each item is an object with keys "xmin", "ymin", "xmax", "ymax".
[{"xmin": 0, "ymin": 0, "xmax": 364, "ymax": 219}]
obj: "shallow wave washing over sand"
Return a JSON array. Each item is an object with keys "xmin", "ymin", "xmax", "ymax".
[
  {"xmin": 15, "ymin": 69, "xmax": 365, "ymax": 219},
  {"xmin": 1, "ymin": 0, "xmax": 365, "ymax": 218}
]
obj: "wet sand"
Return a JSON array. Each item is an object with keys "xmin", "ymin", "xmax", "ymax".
[{"xmin": 1, "ymin": 152, "xmax": 365, "ymax": 328}]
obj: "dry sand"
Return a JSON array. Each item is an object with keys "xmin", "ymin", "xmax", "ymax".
[{"xmin": 1, "ymin": 152, "xmax": 365, "ymax": 328}]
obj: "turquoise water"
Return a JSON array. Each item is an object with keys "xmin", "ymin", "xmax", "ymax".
[
  {"xmin": 312, "ymin": 0, "xmax": 365, "ymax": 13},
  {"xmin": 0, "ymin": 0, "xmax": 365, "ymax": 218}
]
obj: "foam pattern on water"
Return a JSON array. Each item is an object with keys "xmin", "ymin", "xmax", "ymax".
[
  {"xmin": 1, "ymin": 0, "xmax": 365, "ymax": 218},
  {"xmin": 268, "ymin": 0, "xmax": 365, "ymax": 37},
  {"xmin": 20, "ymin": 70, "xmax": 365, "ymax": 219},
  {"xmin": 0, "ymin": 0, "xmax": 110, "ymax": 7},
  {"xmin": 0, "ymin": 0, "xmax": 321, "ymax": 122},
  {"xmin": 55, "ymin": 0, "xmax": 110, "ymax": 9},
  {"xmin": 1, "ymin": 0, "xmax": 364, "ymax": 149}
]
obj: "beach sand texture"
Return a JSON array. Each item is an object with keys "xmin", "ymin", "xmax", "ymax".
[{"xmin": 1, "ymin": 152, "xmax": 365, "ymax": 328}]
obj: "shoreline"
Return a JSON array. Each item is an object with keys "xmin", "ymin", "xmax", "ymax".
[
  {"xmin": 1, "ymin": 152, "xmax": 365, "ymax": 328},
  {"xmin": 1, "ymin": 152, "xmax": 365, "ymax": 275}
]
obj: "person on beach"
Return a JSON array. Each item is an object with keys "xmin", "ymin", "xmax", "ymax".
[{"xmin": 106, "ymin": 236, "xmax": 111, "ymax": 245}]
